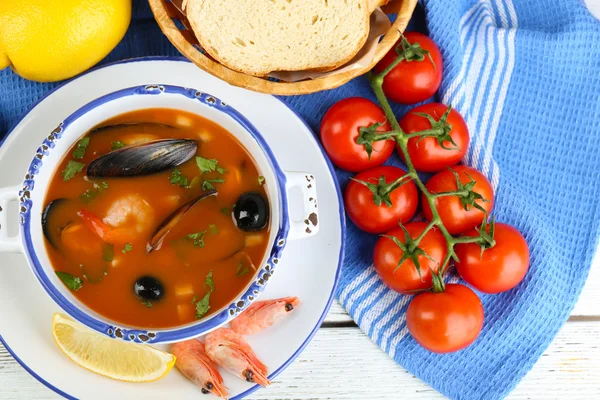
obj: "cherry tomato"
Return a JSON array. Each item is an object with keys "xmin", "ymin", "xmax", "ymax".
[
  {"xmin": 345, "ymin": 166, "xmax": 418, "ymax": 234},
  {"xmin": 399, "ymin": 103, "xmax": 469, "ymax": 172},
  {"xmin": 406, "ymin": 283, "xmax": 484, "ymax": 353},
  {"xmin": 423, "ymin": 166, "xmax": 494, "ymax": 235},
  {"xmin": 373, "ymin": 222, "xmax": 447, "ymax": 294},
  {"xmin": 320, "ymin": 97, "xmax": 394, "ymax": 172},
  {"xmin": 455, "ymin": 223, "xmax": 530, "ymax": 294},
  {"xmin": 374, "ymin": 32, "xmax": 443, "ymax": 105}
]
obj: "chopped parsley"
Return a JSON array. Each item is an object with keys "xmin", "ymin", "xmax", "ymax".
[
  {"xmin": 79, "ymin": 181, "xmax": 108, "ymax": 203},
  {"xmin": 208, "ymin": 224, "xmax": 218, "ymax": 235},
  {"xmin": 111, "ymin": 141, "xmax": 126, "ymax": 150},
  {"xmin": 258, "ymin": 176, "xmax": 265, "ymax": 185},
  {"xmin": 191, "ymin": 295, "xmax": 197, "ymax": 304},
  {"xmin": 202, "ymin": 178, "xmax": 225, "ymax": 190},
  {"xmin": 196, "ymin": 156, "xmax": 219, "ymax": 173},
  {"xmin": 141, "ymin": 300, "xmax": 153, "ymax": 308},
  {"xmin": 220, "ymin": 207, "xmax": 230, "ymax": 215},
  {"xmin": 205, "ymin": 270, "xmax": 214, "ymax": 292},
  {"xmin": 62, "ymin": 160, "xmax": 85, "ymax": 181},
  {"xmin": 122, "ymin": 243, "xmax": 133, "ymax": 254},
  {"xmin": 186, "ymin": 231, "xmax": 206, "ymax": 248},
  {"xmin": 236, "ymin": 262, "xmax": 250, "ymax": 277},
  {"xmin": 169, "ymin": 169, "xmax": 189, "ymax": 188},
  {"xmin": 102, "ymin": 244, "xmax": 114, "ymax": 262},
  {"xmin": 72, "ymin": 137, "xmax": 90, "ymax": 160},
  {"xmin": 195, "ymin": 292, "xmax": 211, "ymax": 319},
  {"xmin": 216, "ymin": 166, "xmax": 227, "ymax": 174},
  {"xmin": 56, "ymin": 271, "xmax": 83, "ymax": 291}
]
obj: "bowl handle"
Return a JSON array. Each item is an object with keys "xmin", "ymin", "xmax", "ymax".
[
  {"xmin": 0, "ymin": 185, "xmax": 23, "ymax": 253},
  {"xmin": 284, "ymin": 171, "xmax": 319, "ymax": 240}
]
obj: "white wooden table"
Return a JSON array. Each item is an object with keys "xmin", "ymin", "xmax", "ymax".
[{"xmin": 2, "ymin": 255, "xmax": 599, "ymax": 400}]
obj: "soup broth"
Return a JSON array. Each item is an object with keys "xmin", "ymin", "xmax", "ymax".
[{"xmin": 43, "ymin": 109, "xmax": 270, "ymax": 328}]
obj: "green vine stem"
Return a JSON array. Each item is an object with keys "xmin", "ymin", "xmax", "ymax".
[{"xmin": 367, "ymin": 67, "xmax": 491, "ymax": 285}]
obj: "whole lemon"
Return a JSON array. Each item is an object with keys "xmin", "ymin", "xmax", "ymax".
[{"xmin": 0, "ymin": 0, "xmax": 131, "ymax": 82}]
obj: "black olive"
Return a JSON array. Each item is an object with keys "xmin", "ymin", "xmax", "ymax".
[
  {"xmin": 133, "ymin": 276, "xmax": 164, "ymax": 301},
  {"xmin": 233, "ymin": 192, "xmax": 269, "ymax": 231}
]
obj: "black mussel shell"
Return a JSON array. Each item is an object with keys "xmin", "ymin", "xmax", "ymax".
[
  {"xmin": 233, "ymin": 192, "xmax": 269, "ymax": 231},
  {"xmin": 134, "ymin": 276, "xmax": 164, "ymax": 301},
  {"xmin": 147, "ymin": 190, "xmax": 218, "ymax": 253},
  {"xmin": 42, "ymin": 199, "xmax": 73, "ymax": 248},
  {"xmin": 87, "ymin": 139, "xmax": 197, "ymax": 177}
]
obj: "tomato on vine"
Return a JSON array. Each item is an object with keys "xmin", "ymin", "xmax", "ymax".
[
  {"xmin": 373, "ymin": 222, "xmax": 447, "ymax": 294},
  {"xmin": 345, "ymin": 166, "xmax": 418, "ymax": 234},
  {"xmin": 423, "ymin": 165, "xmax": 494, "ymax": 235},
  {"xmin": 455, "ymin": 222, "xmax": 530, "ymax": 294},
  {"xmin": 373, "ymin": 32, "xmax": 443, "ymax": 105},
  {"xmin": 399, "ymin": 103, "xmax": 470, "ymax": 172},
  {"xmin": 406, "ymin": 283, "xmax": 484, "ymax": 353},
  {"xmin": 320, "ymin": 97, "xmax": 395, "ymax": 172}
]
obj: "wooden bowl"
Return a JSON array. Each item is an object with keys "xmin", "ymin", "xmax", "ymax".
[{"xmin": 149, "ymin": 0, "xmax": 418, "ymax": 95}]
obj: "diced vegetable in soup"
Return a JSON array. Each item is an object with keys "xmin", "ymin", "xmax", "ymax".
[{"xmin": 43, "ymin": 109, "xmax": 270, "ymax": 328}]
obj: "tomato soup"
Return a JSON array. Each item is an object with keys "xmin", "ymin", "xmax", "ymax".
[{"xmin": 42, "ymin": 109, "xmax": 270, "ymax": 328}]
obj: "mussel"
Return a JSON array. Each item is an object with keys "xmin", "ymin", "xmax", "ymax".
[
  {"xmin": 147, "ymin": 190, "xmax": 218, "ymax": 253},
  {"xmin": 42, "ymin": 199, "xmax": 74, "ymax": 248},
  {"xmin": 233, "ymin": 192, "xmax": 269, "ymax": 231},
  {"xmin": 87, "ymin": 139, "xmax": 197, "ymax": 178}
]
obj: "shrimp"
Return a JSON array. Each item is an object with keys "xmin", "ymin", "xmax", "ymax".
[
  {"xmin": 204, "ymin": 328, "xmax": 270, "ymax": 387},
  {"xmin": 171, "ymin": 340, "xmax": 228, "ymax": 398},
  {"xmin": 230, "ymin": 297, "xmax": 300, "ymax": 335},
  {"xmin": 79, "ymin": 193, "xmax": 154, "ymax": 244}
]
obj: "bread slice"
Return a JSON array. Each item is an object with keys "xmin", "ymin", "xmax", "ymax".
[{"xmin": 185, "ymin": 0, "xmax": 370, "ymax": 76}]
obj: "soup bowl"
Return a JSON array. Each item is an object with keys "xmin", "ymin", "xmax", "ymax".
[{"xmin": 0, "ymin": 84, "xmax": 319, "ymax": 344}]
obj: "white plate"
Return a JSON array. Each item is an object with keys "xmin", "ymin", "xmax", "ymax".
[{"xmin": 0, "ymin": 57, "xmax": 344, "ymax": 399}]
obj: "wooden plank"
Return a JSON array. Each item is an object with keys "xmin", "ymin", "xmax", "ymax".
[{"xmin": 1, "ymin": 322, "xmax": 599, "ymax": 399}]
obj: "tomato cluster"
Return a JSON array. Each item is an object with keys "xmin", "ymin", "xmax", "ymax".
[{"xmin": 320, "ymin": 33, "xmax": 530, "ymax": 354}]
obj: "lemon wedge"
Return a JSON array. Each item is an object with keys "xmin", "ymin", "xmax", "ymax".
[{"xmin": 52, "ymin": 313, "xmax": 175, "ymax": 382}]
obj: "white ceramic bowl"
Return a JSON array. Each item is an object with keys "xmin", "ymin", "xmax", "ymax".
[{"xmin": 0, "ymin": 84, "xmax": 319, "ymax": 344}]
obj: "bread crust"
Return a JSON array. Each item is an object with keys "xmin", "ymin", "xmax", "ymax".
[{"xmin": 186, "ymin": 0, "xmax": 371, "ymax": 77}]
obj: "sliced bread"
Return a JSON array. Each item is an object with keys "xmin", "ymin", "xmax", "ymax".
[{"xmin": 185, "ymin": 0, "xmax": 370, "ymax": 76}]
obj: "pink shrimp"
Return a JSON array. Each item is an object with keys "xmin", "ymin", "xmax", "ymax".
[
  {"xmin": 230, "ymin": 297, "xmax": 301, "ymax": 335},
  {"xmin": 204, "ymin": 328, "xmax": 271, "ymax": 386},
  {"xmin": 171, "ymin": 339, "xmax": 228, "ymax": 398}
]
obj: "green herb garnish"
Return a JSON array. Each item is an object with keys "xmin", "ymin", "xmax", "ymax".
[
  {"xmin": 79, "ymin": 181, "xmax": 108, "ymax": 204},
  {"xmin": 191, "ymin": 295, "xmax": 197, "ymax": 304},
  {"xmin": 169, "ymin": 169, "xmax": 189, "ymax": 188},
  {"xmin": 72, "ymin": 137, "xmax": 90, "ymax": 160},
  {"xmin": 186, "ymin": 231, "xmax": 206, "ymax": 248},
  {"xmin": 220, "ymin": 207, "xmax": 230, "ymax": 215},
  {"xmin": 236, "ymin": 262, "xmax": 250, "ymax": 277},
  {"xmin": 195, "ymin": 292, "xmax": 211, "ymax": 319},
  {"xmin": 56, "ymin": 271, "xmax": 83, "ymax": 291},
  {"xmin": 111, "ymin": 141, "xmax": 126, "ymax": 150},
  {"xmin": 196, "ymin": 156, "xmax": 219, "ymax": 173},
  {"xmin": 205, "ymin": 270, "xmax": 214, "ymax": 292},
  {"xmin": 209, "ymin": 224, "xmax": 218, "ymax": 235},
  {"xmin": 102, "ymin": 244, "xmax": 114, "ymax": 262},
  {"xmin": 62, "ymin": 160, "xmax": 85, "ymax": 181},
  {"xmin": 258, "ymin": 176, "xmax": 265, "ymax": 185},
  {"xmin": 216, "ymin": 166, "xmax": 227, "ymax": 174},
  {"xmin": 141, "ymin": 300, "xmax": 153, "ymax": 308},
  {"xmin": 202, "ymin": 178, "xmax": 225, "ymax": 190},
  {"xmin": 122, "ymin": 243, "xmax": 133, "ymax": 253}
]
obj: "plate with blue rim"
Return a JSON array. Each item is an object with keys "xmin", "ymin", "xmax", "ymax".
[{"xmin": 0, "ymin": 57, "xmax": 344, "ymax": 400}]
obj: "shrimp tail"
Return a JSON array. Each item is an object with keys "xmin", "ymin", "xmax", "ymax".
[
  {"xmin": 78, "ymin": 209, "xmax": 129, "ymax": 244},
  {"xmin": 78, "ymin": 210, "xmax": 111, "ymax": 241}
]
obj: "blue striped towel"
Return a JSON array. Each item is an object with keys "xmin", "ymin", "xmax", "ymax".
[
  {"xmin": 1, "ymin": 1, "xmax": 599, "ymax": 399},
  {"xmin": 291, "ymin": 0, "xmax": 600, "ymax": 398}
]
